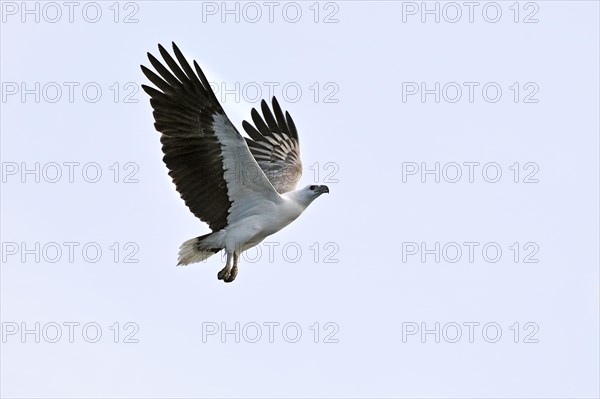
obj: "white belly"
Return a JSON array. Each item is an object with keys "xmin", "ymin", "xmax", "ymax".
[{"xmin": 223, "ymin": 199, "xmax": 304, "ymax": 254}]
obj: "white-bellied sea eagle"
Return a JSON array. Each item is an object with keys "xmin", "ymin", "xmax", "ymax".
[{"xmin": 141, "ymin": 43, "xmax": 329, "ymax": 283}]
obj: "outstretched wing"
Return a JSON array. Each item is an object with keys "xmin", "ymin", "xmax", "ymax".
[
  {"xmin": 242, "ymin": 98, "xmax": 302, "ymax": 193},
  {"xmin": 141, "ymin": 42, "xmax": 281, "ymax": 232}
]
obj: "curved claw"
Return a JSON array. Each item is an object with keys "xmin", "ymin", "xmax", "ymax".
[
  {"xmin": 217, "ymin": 266, "xmax": 230, "ymax": 281},
  {"xmin": 217, "ymin": 253, "xmax": 238, "ymax": 283},
  {"xmin": 224, "ymin": 265, "xmax": 238, "ymax": 283}
]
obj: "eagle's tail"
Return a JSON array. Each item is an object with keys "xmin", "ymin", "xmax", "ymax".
[{"xmin": 177, "ymin": 231, "xmax": 225, "ymax": 265}]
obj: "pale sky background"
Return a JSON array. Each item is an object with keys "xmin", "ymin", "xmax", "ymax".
[{"xmin": 1, "ymin": 1, "xmax": 599, "ymax": 398}]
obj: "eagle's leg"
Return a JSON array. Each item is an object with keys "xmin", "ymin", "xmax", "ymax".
[
  {"xmin": 217, "ymin": 252, "xmax": 232, "ymax": 281},
  {"xmin": 224, "ymin": 253, "xmax": 239, "ymax": 283}
]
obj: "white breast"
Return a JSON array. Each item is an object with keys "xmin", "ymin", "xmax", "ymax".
[{"xmin": 223, "ymin": 196, "xmax": 306, "ymax": 253}]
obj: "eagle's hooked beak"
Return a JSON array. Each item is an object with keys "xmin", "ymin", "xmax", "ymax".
[{"xmin": 318, "ymin": 185, "xmax": 330, "ymax": 194}]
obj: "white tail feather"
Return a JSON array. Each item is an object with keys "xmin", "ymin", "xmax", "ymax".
[{"xmin": 177, "ymin": 232, "xmax": 224, "ymax": 265}]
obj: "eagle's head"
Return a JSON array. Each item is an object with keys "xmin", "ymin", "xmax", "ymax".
[
  {"xmin": 306, "ymin": 184, "xmax": 330, "ymax": 196},
  {"xmin": 301, "ymin": 184, "xmax": 329, "ymax": 204},
  {"xmin": 284, "ymin": 184, "xmax": 329, "ymax": 209}
]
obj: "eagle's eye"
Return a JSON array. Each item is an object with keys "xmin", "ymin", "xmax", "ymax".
[{"xmin": 309, "ymin": 185, "xmax": 316, "ymax": 190}]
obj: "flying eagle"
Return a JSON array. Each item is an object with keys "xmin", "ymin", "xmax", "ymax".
[{"xmin": 141, "ymin": 43, "xmax": 329, "ymax": 283}]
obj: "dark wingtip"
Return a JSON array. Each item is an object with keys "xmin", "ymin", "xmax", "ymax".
[
  {"xmin": 140, "ymin": 84, "xmax": 160, "ymax": 97},
  {"xmin": 272, "ymin": 96, "xmax": 281, "ymax": 106},
  {"xmin": 272, "ymin": 96, "xmax": 282, "ymax": 109},
  {"xmin": 146, "ymin": 52, "xmax": 162, "ymax": 69},
  {"xmin": 140, "ymin": 64, "xmax": 152, "ymax": 76}
]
